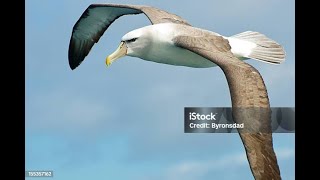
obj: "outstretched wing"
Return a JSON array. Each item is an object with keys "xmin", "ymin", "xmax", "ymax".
[
  {"xmin": 68, "ymin": 4, "xmax": 191, "ymax": 70},
  {"xmin": 174, "ymin": 32, "xmax": 281, "ymax": 180}
]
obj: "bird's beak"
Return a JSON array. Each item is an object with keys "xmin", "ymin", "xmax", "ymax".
[{"xmin": 106, "ymin": 41, "xmax": 127, "ymax": 67}]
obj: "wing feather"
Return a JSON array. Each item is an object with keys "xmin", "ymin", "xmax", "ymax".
[
  {"xmin": 174, "ymin": 32, "xmax": 281, "ymax": 180},
  {"xmin": 68, "ymin": 4, "xmax": 190, "ymax": 69}
]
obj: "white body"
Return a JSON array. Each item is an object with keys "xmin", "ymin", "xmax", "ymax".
[{"xmin": 121, "ymin": 23, "xmax": 284, "ymax": 68}]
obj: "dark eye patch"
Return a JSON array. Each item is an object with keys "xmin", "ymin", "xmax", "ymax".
[{"xmin": 126, "ymin": 38, "xmax": 138, "ymax": 43}]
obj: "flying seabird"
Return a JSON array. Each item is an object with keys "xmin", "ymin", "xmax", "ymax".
[{"xmin": 68, "ymin": 4, "xmax": 285, "ymax": 180}]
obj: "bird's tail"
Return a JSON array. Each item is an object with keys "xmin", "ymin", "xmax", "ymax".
[{"xmin": 226, "ymin": 31, "xmax": 285, "ymax": 64}]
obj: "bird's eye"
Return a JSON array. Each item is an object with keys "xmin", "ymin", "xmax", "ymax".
[{"xmin": 127, "ymin": 38, "xmax": 138, "ymax": 43}]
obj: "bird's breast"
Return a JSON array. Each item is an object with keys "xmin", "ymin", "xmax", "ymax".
[{"xmin": 140, "ymin": 40, "xmax": 216, "ymax": 68}]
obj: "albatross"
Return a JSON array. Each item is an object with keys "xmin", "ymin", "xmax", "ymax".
[{"xmin": 68, "ymin": 4, "xmax": 285, "ymax": 180}]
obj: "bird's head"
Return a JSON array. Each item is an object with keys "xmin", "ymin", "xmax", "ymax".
[{"xmin": 106, "ymin": 27, "xmax": 152, "ymax": 66}]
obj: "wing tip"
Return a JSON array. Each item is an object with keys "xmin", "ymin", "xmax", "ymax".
[
  {"xmin": 69, "ymin": 65, "xmax": 77, "ymax": 70},
  {"xmin": 68, "ymin": 55, "xmax": 81, "ymax": 70},
  {"xmin": 68, "ymin": 59, "xmax": 78, "ymax": 70},
  {"xmin": 68, "ymin": 49, "xmax": 80, "ymax": 70}
]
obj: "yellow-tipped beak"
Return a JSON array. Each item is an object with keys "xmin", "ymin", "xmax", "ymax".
[{"xmin": 106, "ymin": 41, "xmax": 127, "ymax": 67}]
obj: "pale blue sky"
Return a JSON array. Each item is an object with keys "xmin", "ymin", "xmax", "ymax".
[{"xmin": 26, "ymin": 0, "xmax": 295, "ymax": 179}]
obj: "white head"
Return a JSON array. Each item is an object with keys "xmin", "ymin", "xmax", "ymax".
[{"xmin": 106, "ymin": 26, "xmax": 153, "ymax": 66}]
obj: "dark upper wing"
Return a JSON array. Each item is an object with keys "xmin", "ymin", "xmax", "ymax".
[
  {"xmin": 68, "ymin": 4, "xmax": 191, "ymax": 70},
  {"xmin": 174, "ymin": 34, "xmax": 281, "ymax": 180}
]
